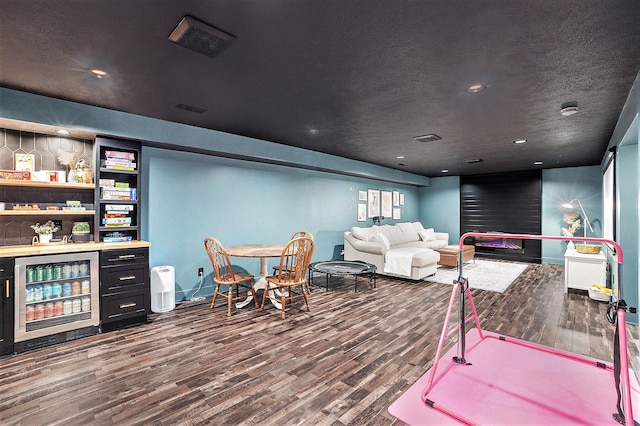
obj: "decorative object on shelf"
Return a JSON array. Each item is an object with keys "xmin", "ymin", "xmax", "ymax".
[
  {"xmin": 57, "ymin": 149, "xmax": 81, "ymax": 183},
  {"xmin": 576, "ymin": 243, "xmax": 601, "ymax": 254},
  {"xmin": 15, "ymin": 153, "xmax": 35, "ymax": 171},
  {"xmin": 14, "ymin": 204, "xmax": 41, "ymax": 210},
  {"xmin": 71, "ymin": 221, "xmax": 92, "ymax": 243},
  {"xmin": 75, "ymin": 159, "xmax": 92, "ymax": 184},
  {"xmin": 31, "ymin": 220, "xmax": 59, "ymax": 244},
  {"xmin": 0, "ymin": 169, "xmax": 31, "ymax": 180}
]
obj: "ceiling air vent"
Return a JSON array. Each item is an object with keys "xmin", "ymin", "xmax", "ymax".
[
  {"xmin": 175, "ymin": 103, "xmax": 208, "ymax": 114},
  {"xmin": 465, "ymin": 158, "xmax": 483, "ymax": 164},
  {"xmin": 168, "ymin": 15, "xmax": 236, "ymax": 59},
  {"xmin": 413, "ymin": 134, "xmax": 442, "ymax": 143}
]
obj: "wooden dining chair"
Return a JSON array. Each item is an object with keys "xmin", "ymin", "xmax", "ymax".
[
  {"xmin": 262, "ymin": 236, "xmax": 314, "ymax": 319},
  {"xmin": 204, "ymin": 237, "xmax": 256, "ymax": 317},
  {"xmin": 272, "ymin": 230, "xmax": 314, "ymax": 293}
]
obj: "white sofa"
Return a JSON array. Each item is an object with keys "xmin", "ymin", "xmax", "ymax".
[{"xmin": 343, "ymin": 222, "xmax": 448, "ymax": 280}]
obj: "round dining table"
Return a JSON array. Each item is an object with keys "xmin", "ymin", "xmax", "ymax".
[{"xmin": 225, "ymin": 244, "xmax": 286, "ymax": 309}]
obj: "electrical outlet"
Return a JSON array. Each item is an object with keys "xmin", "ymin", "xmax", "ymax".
[{"xmin": 198, "ymin": 267, "xmax": 204, "ymax": 276}]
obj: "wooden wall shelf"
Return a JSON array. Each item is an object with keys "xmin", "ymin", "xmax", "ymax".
[
  {"xmin": 0, "ymin": 180, "xmax": 95, "ymax": 190},
  {"xmin": 0, "ymin": 210, "xmax": 96, "ymax": 216}
]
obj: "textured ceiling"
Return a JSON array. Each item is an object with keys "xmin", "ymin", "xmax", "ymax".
[{"xmin": 2, "ymin": 1, "xmax": 640, "ymax": 177}]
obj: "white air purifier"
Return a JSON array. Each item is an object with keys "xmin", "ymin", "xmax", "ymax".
[{"xmin": 150, "ymin": 266, "xmax": 176, "ymax": 313}]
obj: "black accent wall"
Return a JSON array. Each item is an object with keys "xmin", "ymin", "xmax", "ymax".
[{"xmin": 461, "ymin": 170, "xmax": 542, "ymax": 263}]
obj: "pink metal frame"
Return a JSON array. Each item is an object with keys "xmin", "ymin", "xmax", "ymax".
[{"xmin": 420, "ymin": 232, "xmax": 633, "ymax": 425}]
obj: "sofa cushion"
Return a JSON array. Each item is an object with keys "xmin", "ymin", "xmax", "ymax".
[
  {"xmin": 412, "ymin": 221, "xmax": 425, "ymax": 233},
  {"xmin": 418, "ymin": 228, "xmax": 437, "ymax": 242},
  {"xmin": 374, "ymin": 232, "xmax": 391, "ymax": 250},
  {"xmin": 396, "ymin": 222, "xmax": 420, "ymax": 242},
  {"xmin": 351, "ymin": 226, "xmax": 376, "ymax": 241},
  {"xmin": 412, "ymin": 249, "xmax": 440, "ymax": 267},
  {"xmin": 384, "ymin": 224, "xmax": 406, "ymax": 245}
]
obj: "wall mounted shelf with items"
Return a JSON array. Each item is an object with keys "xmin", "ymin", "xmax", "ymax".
[
  {"xmin": 94, "ymin": 137, "xmax": 142, "ymax": 243},
  {"xmin": 0, "ymin": 179, "xmax": 96, "ymax": 245}
]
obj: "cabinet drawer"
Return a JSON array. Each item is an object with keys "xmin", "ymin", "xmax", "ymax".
[
  {"xmin": 101, "ymin": 291, "xmax": 148, "ymax": 322},
  {"xmin": 100, "ymin": 265, "xmax": 147, "ymax": 292},
  {"xmin": 100, "ymin": 248, "xmax": 148, "ymax": 267}
]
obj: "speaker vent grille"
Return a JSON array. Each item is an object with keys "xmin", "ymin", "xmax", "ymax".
[{"xmin": 169, "ymin": 15, "xmax": 235, "ymax": 59}]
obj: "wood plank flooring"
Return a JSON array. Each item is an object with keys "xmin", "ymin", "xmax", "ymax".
[{"xmin": 0, "ymin": 262, "xmax": 637, "ymax": 425}]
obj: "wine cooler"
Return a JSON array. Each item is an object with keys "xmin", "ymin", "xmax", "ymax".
[{"xmin": 14, "ymin": 251, "xmax": 99, "ymax": 352}]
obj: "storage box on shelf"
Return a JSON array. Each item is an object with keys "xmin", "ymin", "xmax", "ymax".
[{"xmin": 95, "ymin": 137, "xmax": 141, "ymax": 243}]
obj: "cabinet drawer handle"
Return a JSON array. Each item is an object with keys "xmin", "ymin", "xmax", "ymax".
[
  {"xmin": 120, "ymin": 302, "xmax": 137, "ymax": 309},
  {"xmin": 5, "ymin": 279, "xmax": 8, "ymax": 298},
  {"xmin": 119, "ymin": 275, "xmax": 137, "ymax": 281},
  {"xmin": 118, "ymin": 254, "xmax": 136, "ymax": 259}
]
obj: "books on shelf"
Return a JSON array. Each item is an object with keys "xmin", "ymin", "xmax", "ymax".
[
  {"xmin": 103, "ymin": 231, "xmax": 133, "ymax": 243},
  {"xmin": 100, "ymin": 186, "xmax": 137, "ymax": 200},
  {"xmin": 102, "ymin": 150, "xmax": 137, "ymax": 171}
]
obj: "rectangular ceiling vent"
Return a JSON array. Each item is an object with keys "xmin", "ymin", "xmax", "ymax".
[
  {"xmin": 465, "ymin": 158, "xmax": 484, "ymax": 164},
  {"xmin": 413, "ymin": 134, "xmax": 442, "ymax": 143},
  {"xmin": 175, "ymin": 103, "xmax": 208, "ymax": 114},
  {"xmin": 168, "ymin": 15, "xmax": 236, "ymax": 59}
]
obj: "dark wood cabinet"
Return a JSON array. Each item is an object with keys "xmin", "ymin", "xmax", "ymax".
[
  {"xmin": 99, "ymin": 247, "xmax": 149, "ymax": 331},
  {"xmin": 94, "ymin": 136, "xmax": 142, "ymax": 243},
  {"xmin": 0, "ymin": 257, "xmax": 14, "ymax": 356}
]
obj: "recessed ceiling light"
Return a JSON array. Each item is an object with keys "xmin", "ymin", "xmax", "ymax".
[
  {"xmin": 466, "ymin": 84, "xmax": 486, "ymax": 93},
  {"xmin": 308, "ymin": 129, "xmax": 319, "ymax": 135},
  {"xmin": 514, "ymin": 139, "xmax": 527, "ymax": 144},
  {"xmin": 396, "ymin": 155, "xmax": 405, "ymax": 159},
  {"xmin": 56, "ymin": 129, "xmax": 70, "ymax": 135},
  {"xmin": 534, "ymin": 161, "xmax": 543, "ymax": 165},
  {"xmin": 89, "ymin": 69, "xmax": 109, "ymax": 78},
  {"xmin": 441, "ymin": 169, "xmax": 449, "ymax": 173}
]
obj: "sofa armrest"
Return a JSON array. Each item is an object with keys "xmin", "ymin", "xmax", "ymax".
[
  {"xmin": 344, "ymin": 232, "xmax": 385, "ymax": 255},
  {"xmin": 434, "ymin": 232, "xmax": 449, "ymax": 244}
]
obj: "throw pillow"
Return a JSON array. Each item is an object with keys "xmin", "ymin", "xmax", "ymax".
[
  {"xmin": 351, "ymin": 227, "xmax": 372, "ymax": 241},
  {"xmin": 376, "ymin": 232, "xmax": 391, "ymax": 250},
  {"xmin": 418, "ymin": 228, "xmax": 437, "ymax": 242}
]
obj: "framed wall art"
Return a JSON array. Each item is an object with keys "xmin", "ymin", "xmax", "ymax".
[
  {"xmin": 393, "ymin": 207, "xmax": 401, "ymax": 220},
  {"xmin": 393, "ymin": 191, "xmax": 400, "ymax": 206},
  {"xmin": 399, "ymin": 193, "xmax": 405, "ymax": 206},
  {"xmin": 381, "ymin": 191, "xmax": 392, "ymax": 218},
  {"xmin": 368, "ymin": 189, "xmax": 380, "ymax": 218},
  {"xmin": 357, "ymin": 203, "xmax": 367, "ymax": 221},
  {"xmin": 358, "ymin": 190, "xmax": 367, "ymax": 201},
  {"xmin": 15, "ymin": 153, "xmax": 35, "ymax": 171}
]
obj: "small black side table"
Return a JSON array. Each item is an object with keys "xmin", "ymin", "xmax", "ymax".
[{"xmin": 309, "ymin": 260, "xmax": 376, "ymax": 292}]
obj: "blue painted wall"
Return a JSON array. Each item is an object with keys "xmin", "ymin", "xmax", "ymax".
[
  {"xmin": 418, "ymin": 176, "xmax": 461, "ymax": 242},
  {"xmin": 142, "ymin": 147, "xmax": 421, "ymax": 300}
]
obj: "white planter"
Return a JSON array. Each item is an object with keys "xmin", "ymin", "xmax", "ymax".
[{"xmin": 38, "ymin": 233, "xmax": 52, "ymax": 244}]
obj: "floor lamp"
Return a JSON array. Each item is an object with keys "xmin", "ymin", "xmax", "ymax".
[{"xmin": 562, "ymin": 199, "xmax": 594, "ymax": 238}]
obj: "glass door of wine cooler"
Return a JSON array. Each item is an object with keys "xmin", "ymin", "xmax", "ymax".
[{"xmin": 14, "ymin": 252, "xmax": 99, "ymax": 343}]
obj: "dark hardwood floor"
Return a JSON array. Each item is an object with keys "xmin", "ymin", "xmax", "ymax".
[{"xmin": 0, "ymin": 262, "xmax": 637, "ymax": 425}]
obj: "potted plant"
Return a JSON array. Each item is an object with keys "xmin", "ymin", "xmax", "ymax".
[
  {"xmin": 31, "ymin": 220, "xmax": 59, "ymax": 244},
  {"xmin": 71, "ymin": 221, "xmax": 92, "ymax": 243}
]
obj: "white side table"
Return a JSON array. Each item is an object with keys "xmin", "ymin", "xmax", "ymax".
[{"xmin": 564, "ymin": 247, "xmax": 607, "ymax": 293}]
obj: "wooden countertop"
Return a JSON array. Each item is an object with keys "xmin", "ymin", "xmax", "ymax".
[{"xmin": 0, "ymin": 240, "xmax": 151, "ymax": 258}]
